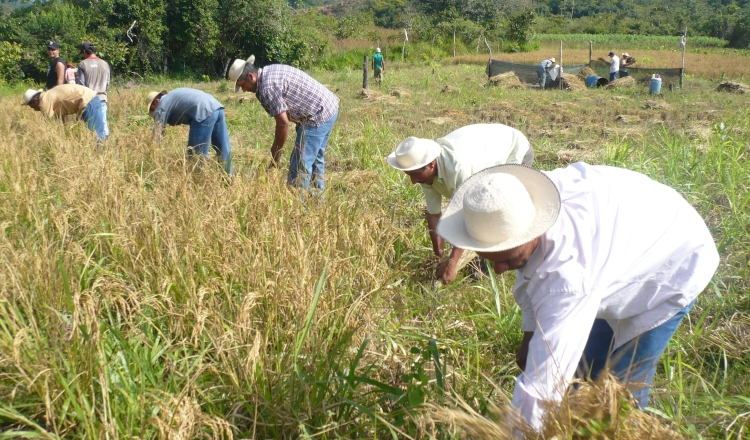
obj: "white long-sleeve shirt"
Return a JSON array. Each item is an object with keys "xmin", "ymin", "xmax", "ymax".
[
  {"xmin": 609, "ymin": 55, "xmax": 620, "ymax": 73},
  {"xmin": 421, "ymin": 124, "xmax": 532, "ymax": 214},
  {"xmin": 511, "ymin": 162, "xmax": 719, "ymax": 429}
]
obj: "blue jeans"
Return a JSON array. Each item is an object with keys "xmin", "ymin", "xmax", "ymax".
[
  {"xmin": 610, "ymin": 72, "xmax": 618, "ymax": 82},
  {"xmin": 536, "ymin": 67, "xmax": 547, "ymax": 88},
  {"xmin": 81, "ymin": 96, "xmax": 106, "ymax": 141},
  {"xmin": 288, "ymin": 110, "xmax": 338, "ymax": 191},
  {"xmin": 577, "ymin": 300, "xmax": 695, "ymax": 409},
  {"xmin": 100, "ymin": 100, "xmax": 109, "ymax": 138},
  {"xmin": 619, "ymin": 71, "xmax": 630, "ymax": 78},
  {"xmin": 187, "ymin": 109, "xmax": 234, "ymax": 175}
]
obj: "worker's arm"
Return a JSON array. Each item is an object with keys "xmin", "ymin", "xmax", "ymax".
[
  {"xmin": 426, "ymin": 211, "xmax": 444, "ymax": 258},
  {"xmin": 55, "ymin": 62, "xmax": 65, "ymax": 86},
  {"xmin": 436, "ymin": 246, "xmax": 465, "ymax": 283},
  {"xmin": 269, "ymin": 111, "xmax": 290, "ymax": 168}
]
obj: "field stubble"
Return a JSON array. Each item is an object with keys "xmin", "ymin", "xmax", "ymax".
[{"xmin": 0, "ymin": 63, "xmax": 748, "ymax": 438}]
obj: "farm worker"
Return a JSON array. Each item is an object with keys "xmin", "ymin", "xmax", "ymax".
[
  {"xmin": 22, "ymin": 84, "xmax": 106, "ymax": 141},
  {"xmin": 148, "ymin": 88, "xmax": 234, "ymax": 175},
  {"xmin": 372, "ymin": 47, "xmax": 385, "ymax": 84},
  {"xmin": 229, "ymin": 56, "xmax": 339, "ymax": 192},
  {"xmin": 386, "ymin": 124, "xmax": 534, "ymax": 284},
  {"xmin": 620, "ymin": 52, "xmax": 634, "ymax": 78},
  {"xmin": 77, "ymin": 42, "xmax": 111, "ymax": 138},
  {"xmin": 45, "ymin": 41, "xmax": 66, "ymax": 90},
  {"xmin": 435, "ymin": 162, "xmax": 719, "ymax": 430},
  {"xmin": 608, "ymin": 51, "xmax": 620, "ymax": 82},
  {"xmin": 536, "ymin": 57, "xmax": 555, "ymax": 89},
  {"xmin": 64, "ymin": 63, "xmax": 77, "ymax": 84}
]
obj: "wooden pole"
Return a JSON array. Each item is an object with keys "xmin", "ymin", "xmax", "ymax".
[
  {"xmin": 559, "ymin": 40, "xmax": 563, "ymax": 90},
  {"xmin": 363, "ymin": 55, "xmax": 369, "ymax": 89},
  {"xmin": 589, "ymin": 41, "xmax": 593, "ymax": 64},
  {"xmin": 402, "ymin": 28, "xmax": 407, "ymax": 61},
  {"xmin": 680, "ymin": 27, "xmax": 687, "ymax": 89}
]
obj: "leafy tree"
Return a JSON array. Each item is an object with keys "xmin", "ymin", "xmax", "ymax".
[{"xmin": 505, "ymin": 9, "xmax": 536, "ymax": 50}]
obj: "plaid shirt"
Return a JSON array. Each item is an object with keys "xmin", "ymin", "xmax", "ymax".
[{"xmin": 256, "ymin": 64, "xmax": 339, "ymax": 127}]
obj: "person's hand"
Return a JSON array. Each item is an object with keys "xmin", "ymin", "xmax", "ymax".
[
  {"xmin": 267, "ymin": 160, "xmax": 279, "ymax": 170},
  {"xmin": 436, "ymin": 258, "xmax": 458, "ymax": 284}
]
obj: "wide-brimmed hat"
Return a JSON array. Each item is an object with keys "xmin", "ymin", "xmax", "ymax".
[
  {"xmin": 436, "ymin": 164, "xmax": 561, "ymax": 252},
  {"xmin": 549, "ymin": 57, "xmax": 556, "ymax": 63},
  {"xmin": 386, "ymin": 137, "xmax": 441, "ymax": 171},
  {"xmin": 228, "ymin": 55, "xmax": 256, "ymax": 92},
  {"xmin": 22, "ymin": 89, "xmax": 42, "ymax": 105},
  {"xmin": 147, "ymin": 90, "xmax": 168, "ymax": 116},
  {"xmin": 622, "ymin": 52, "xmax": 629, "ymax": 57}
]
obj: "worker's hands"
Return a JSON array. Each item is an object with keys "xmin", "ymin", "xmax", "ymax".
[
  {"xmin": 516, "ymin": 331, "xmax": 534, "ymax": 371},
  {"xmin": 436, "ymin": 258, "xmax": 458, "ymax": 284}
]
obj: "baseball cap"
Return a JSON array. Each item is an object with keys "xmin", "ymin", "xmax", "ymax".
[
  {"xmin": 47, "ymin": 41, "xmax": 60, "ymax": 50},
  {"xmin": 79, "ymin": 42, "xmax": 96, "ymax": 53}
]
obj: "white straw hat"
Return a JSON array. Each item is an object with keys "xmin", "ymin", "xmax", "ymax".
[
  {"xmin": 228, "ymin": 55, "xmax": 256, "ymax": 92},
  {"xmin": 22, "ymin": 89, "xmax": 42, "ymax": 105},
  {"xmin": 386, "ymin": 137, "xmax": 441, "ymax": 171},
  {"xmin": 147, "ymin": 90, "xmax": 168, "ymax": 116},
  {"xmin": 549, "ymin": 57, "xmax": 556, "ymax": 63},
  {"xmin": 437, "ymin": 164, "xmax": 561, "ymax": 252},
  {"xmin": 622, "ymin": 52, "xmax": 629, "ymax": 57}
]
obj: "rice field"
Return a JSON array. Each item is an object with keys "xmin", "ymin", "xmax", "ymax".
[{"xmin": 0, "ymin": 60, "xmax": 748, "ymax": 439}]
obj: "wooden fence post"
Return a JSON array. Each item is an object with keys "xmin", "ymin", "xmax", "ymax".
[
  {"xmin": 363, "ymin": 55, "xmax": 369, "ymax": 89},
  {"xmin": 559, "ymin": 40, "xmax": 563, "ymax": 90},
  {"xmin": 589, "ymin": 41, "xmax": 593, "ymax": 64},
  {"xmin": 680, "ymin": 27, "xmax": 687, "ymax": 89}
]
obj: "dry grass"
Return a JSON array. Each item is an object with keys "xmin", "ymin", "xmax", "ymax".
[{"xmin": 487, "ymin": 72, "xmax": 524, "ymax": 89}]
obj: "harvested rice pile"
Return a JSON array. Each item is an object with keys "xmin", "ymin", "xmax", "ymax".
[
  {"xmin": 605, "ymin": 76, "xmax": 635, "ymax": 89},
  {"xmin": 422, "ymin": 372, "xmax": 683, "ymax": 440},
  {"xmin": 717, "ymin": 81, "xmax": 750, "ymax": 94},
  {"xmin": 488, "ymin": 72, "xmax": 524, "ymax": 89},
  {"xmin": 560, "ymin": 73, "xmax": 585, "ymax": 91},
  {"xmin": 577, "ymin": 66, "xmax": 597, "ymax": 81},
  {"xmin": 390, "ymin": 89, "xmax": 411, "ymax": 97}
]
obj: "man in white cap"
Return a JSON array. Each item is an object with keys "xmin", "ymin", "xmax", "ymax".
[
  {"xmin": 147, "ymin": 88, "xmax": 234, "ymax": 175},
  {"xmin": 372, "ymin": 47, "xmax": 384, "ymax": 84},
  {"xmin": 228, "ymin": 56, "xmax": 339, "ymax": 192},
  {"xmin": 608, "ymin": 51, "xmax": 620, "ymax": 81},
  {"xmin": 22, "ymin": 84, "xmax": 106, "ymax": 141},
  {"xmin": 387, "ymin": 124, "xmax": 534, "ymax": 283},
  {"xmin": 436, "ymin": 162, "xmax": 719, "ymax": 430},
  {"xmin": 536, "ymin": 57, "xmax": 555, "ymax": 89}
]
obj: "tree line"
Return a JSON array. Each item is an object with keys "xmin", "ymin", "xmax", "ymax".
[{"xmin": 0, "ymin": 0, "xmax": 748, "ymax": 85}]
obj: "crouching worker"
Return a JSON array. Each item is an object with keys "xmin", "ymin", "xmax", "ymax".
[
  {"xmin": 22, "ymin": 84, "xmax": 106, "ymax": 142},
  {"xmin": 386, "ymin": 124, "xmax": 534, "ymax": 284},
  {"xmin": 436, "ymin": 162, "xmax": 719, "ymax": 430},
  {"xmin": 148, "ymin": 88, "xmax": 234, "ymax": 175}
]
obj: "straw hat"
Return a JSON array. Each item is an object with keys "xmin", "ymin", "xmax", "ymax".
[
  {"xmin": 228, "ymin": 55, "xmax": 256, "ymax": 92},
  {"xmin": 622, "ymin": 52, "xmax": 629, "ymax": 57},
  {"xmin": 147, "ymin": 90, "xmax": 168, "ymax": 116},
  {"xmin": 386, "ymin": 137, "xmax": 441, "ymax": 171},
  {"xmin": 549, "ymin": 57, "xmax": 556, "ymax": 63},
  {"xmin": 22, "ymin": 89, "xmax": 42, "ymax": 105},
  {"xmin": 436, "ymin": 164, "xmax": 561, "ymax": 252}
]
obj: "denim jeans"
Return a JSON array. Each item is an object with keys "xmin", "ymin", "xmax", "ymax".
[
  {"xmin": 577, "ymin": 300, "xmax": 696, "ymax": 410},
  {"xmin": 100, "ymin": 99, "xmax": 109, "ymax": 138},
  {"xmin": 187, "ymin": 109, "xmax": 234, "ymax": 175},
  {"xmin": 288, "ymin": 110, "xmax": 338, "ymax": 191},
  {"xmin": 81, "ymin": 96, "xmax": 106, "ymax": 141},
  {"xmin": 536, "ymin": 67, "xmax": 547, "ymax": 88},
  {"xmin": 619, "ymin": 71, "xmax": 630, "ymax": 78},
  {"xmin": 610, "ymin": 72, "xmax": 618, "ymax": 82}
]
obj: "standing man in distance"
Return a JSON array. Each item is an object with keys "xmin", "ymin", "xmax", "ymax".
[
  {"xmin": 372, "ymin": 48, "xmax": 385, "ymax": 84},
  {"xmin": 147, "ymin": 89, "xmax": 234, "ymax": 175},
  {"xmin": 77, "ymin": 42, "xmax": 111, "ymax": 139},
  {"xmin": 386, "ymin": 124, "xmax": 534, "ymax": 283},
  {"xmin": 229, "ymin": 57, "xmax": 339, "ymax": 193},
  {"xmin": 608, "ymin": 51, "xmax": 620, "ymax": 82},
  {"xmin": 45, "ymin": 41, "xmax": 65, "ymax": 90},
  {"xmin": 536, "ymin": 57, "xmax": 555, "ymax": 89},
  {"xmin": 436, "ymin": 163, "xmax": 719, "ymax": 430}
]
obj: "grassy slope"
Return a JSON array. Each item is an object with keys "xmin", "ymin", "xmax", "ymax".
[{"xmin": 0, "ymin": 64, "xmax": 748, "ymax": 439}]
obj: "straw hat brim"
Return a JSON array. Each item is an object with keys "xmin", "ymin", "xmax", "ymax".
[
  {"xmin": 385, "ymin": 143, "xmax": 440, "ymax": 171},
  {"xmin": 437, "ymin": 164, "xmax": 561, "ymax": 252},
  {"xmin": 147, "ymin": 90, "xmax": 168, "ymax": 116}
]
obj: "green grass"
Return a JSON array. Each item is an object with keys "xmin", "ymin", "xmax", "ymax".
[{"xmin": 0, "ymin": 62, "xmax": 748, "ymax": 438}]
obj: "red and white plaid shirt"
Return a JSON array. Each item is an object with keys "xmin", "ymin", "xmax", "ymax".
[{"xmin": 255, "ymin": 64, "xmax": 339, "ymax": 127}]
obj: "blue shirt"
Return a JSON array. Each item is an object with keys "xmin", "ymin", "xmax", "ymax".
[{"xmin": 153, "ymin": 88, "xmax": 223, "ymax": 126}]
